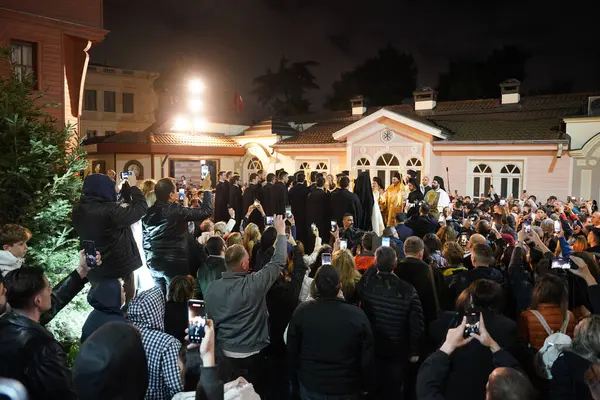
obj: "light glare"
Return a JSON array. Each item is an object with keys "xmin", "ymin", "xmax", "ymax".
[
  {"xmin": 173, "ymin": 116, "xmax": 190, "ymax": 131},
  {"xmin": 188, "ymin": 98, "xmax": 203, "ymax": 113},
  {"xmin": 189, "ymin": 79, "xmax": 205, "ymax": 94}
]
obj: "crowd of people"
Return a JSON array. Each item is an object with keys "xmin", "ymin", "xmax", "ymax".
[{"xmin": 1, "ymin": 165, "xmax": 600, "ymax": 400}]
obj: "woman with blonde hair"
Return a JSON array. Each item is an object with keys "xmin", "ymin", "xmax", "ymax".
[
  {"xmin": 141, "ymin": 179, "xmax": 157, "ymax": 207},
  {"xmin": 332, "ymin": 249, "xmax": 361, "ymax": 304},
  {"xmin": 573, "ymin": 235, "xmax": 589, "ymax": 252},
  {"xmin": 243, "ymin": 222, "xmax": 261, "ymax": 271}
]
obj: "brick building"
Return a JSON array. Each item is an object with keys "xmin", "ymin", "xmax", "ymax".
[{"xmin": 0, "ymin": 0, "xmax": 107, "ymax": 130}]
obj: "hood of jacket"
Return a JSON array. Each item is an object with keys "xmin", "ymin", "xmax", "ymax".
[
  {"xmin": 128, "ymin": 286, "xmax": 166, "ymax": 331},
  {"xmin": 87, "ymin": 280, "xmax": 123, "ymax": 315},
  {"xmin": 82, "ymin": 174, "xmax": 117, "ymax": 202},
  {"xmin": 73, "ymin": 322, "xmax": 148, "ymax": 400},
  {"xmin": 206, "ymin": 256, "xmax": 226, "ymax": 271},
  {"xmin": 469, "ymin": 266, "xmax": 504, "ymax": 283},
  {"xmin": 0, "ymin": 250, "xmax": 23, "ymax": 276}
]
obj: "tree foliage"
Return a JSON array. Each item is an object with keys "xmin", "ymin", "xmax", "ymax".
[
  {"xmin": 251, "ymin": 57, "xmax": 319, "ymax": 116},
  {"xmin": 0, "ymin": 47, "xmax": 88, "ymax": 342},
  {"xmin": 437, "ymin": 45, "xmax": 531, "ymax": 101},
  {"xmin": 325, "ymin": 45, "xmax": 417, "ymax": 110}
]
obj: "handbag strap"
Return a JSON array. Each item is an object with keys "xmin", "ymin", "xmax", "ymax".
[
  {"xmin": 428, "ymin": 264, "xmax": 442, "ymax": 314},
  {"xmin": 559, "ymin": 311, "xmax": 570, "ymax": 334},
  {"xmin": 530, "ymin": 310, "xmax": 553, "ymax": 336}
]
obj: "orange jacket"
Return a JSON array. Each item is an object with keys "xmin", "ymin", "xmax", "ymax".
[
  {"xmin": 354, "ymin": 255, "xmax": 374, "ymax": 271},
  {"xmin": 518, "ymin": 304, "xmax": 575, "ymax": 351}
]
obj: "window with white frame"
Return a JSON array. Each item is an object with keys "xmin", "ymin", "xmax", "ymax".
[
  {"xmin": 299, "ymin": 162, "xmax": 311, "ymax": 170},
  {"xmin": 11, "ymin": 41, "xmax": 38, "ymax": 89},
  {"xmin": 472, "ymin": 164, "xmax": 492, "ymax": 197},
  {"xmin": 247, "ymin": 157, "xmax": 263, "ymax": 181},
  {"xmin": 375, "ymin": 153, "xmax": 401, "ymax": 187},
  {"xmin": 356, "ymin": 157, "xmax": 370, "ymax": 174},
  {"xmin": 406, "ymin": 157, "xmax": 423, "ymax": 182},
  {"xmin": 500, "ymin": 164, "xmax": 521, "ymax": 199}
]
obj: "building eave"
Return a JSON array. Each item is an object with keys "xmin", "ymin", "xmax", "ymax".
[
  {"xmin": 271, "ymin": 143, "xmax": 346, "ymax": 149},
  {"xmin": 85, "ymin": 143, "xmax": 246, "ymax": 156}
]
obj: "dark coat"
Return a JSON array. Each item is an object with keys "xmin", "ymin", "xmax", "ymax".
[
  {"xmin": 81, "ymin": 279, "xmax": 126, "ymax": 343},
  {"xmin": 396, "ymin": 257, "xmax": 444, "ymax": 326},
  {"xmin": 274, "ymin": 181, "xmax": 289, "ymax": 215},
  {"xmin": 142, "ymin": 191, "xmax": 213, "ymax": 277},
  {"xmin": 196, "ymin": 256, "xmax": 226, "ymax": 297},
  {"xmin": 551, "ymin": 351, "xmax": 593, "ymax": 400},
  {"xmin": 395, "ymin": 224, "xmax": 415, "ymax": 242},
  {"xmin": 330, "ymin": 188, "xmax": 362, "ymax": 228},
  {"xmin": 449, "ymin": 266, "xmax": 505, "ymax": 301},
  {"xmin": 428, "ymin": 310, "xmax": 529, "ymax": 400},
  {"xmin": 214, "ymin": 180, "xmax": 230, "ymax": 223},
  {"xmin": 242, "ymin": 183, "xmax": 263, "ymax": 229},
  {"xmin": 287, "ymin": 298, "xmax": 375, "ymax": 396},
  {"xmin": 356, "ymin": 266, "xmax": 424, "ymax": 360},
  {"xmin": 406, "ymin": 214, "xmax": 440, "ymax": 239},
  {"xmin": 261, "ymin": 182, "xmax": 277, "ymax": 216},
  {"xmin": 306, "ymin": 188, "xmax": 330, "ymax": 245},
  {"xmin": 73, "ymin": 322, "xmax": 148, "ymax": 400},
  {"xmin": 228, "ymin": 183, "xmax": 243, "ymax": 232},
  {"xmin": 288, "ymin": 182, "xmax": 311, "ymax": 246},
  {"xmin": 72, "ymin": 185, "xmax": 147, "ymax": 281}
]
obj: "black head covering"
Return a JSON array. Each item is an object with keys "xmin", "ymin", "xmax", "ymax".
[
  {"xmin": 433, "ymin": 176, "xmax": 445, "ymax": 191},
  {"xmin": 392, "ymin": 171, "xmax": 401, "ymax": 180},
  {"xmin": 73, "ymin": 322, "xmax": 148, "ymax": 400},
  {"xmin": 353, "ymin": 171, "xmax": 374, "ymax": 231}
]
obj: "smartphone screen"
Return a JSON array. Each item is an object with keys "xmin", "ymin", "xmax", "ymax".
[
  {"xmin": 285, "ymin": 206, "xmax": 292, "ymax": 219},
  {"xmin": 554, "ymin": 220, "xmax": 561, "ymax": 233},
  {"xmin": 311, "ymin": 223, "xmax": 317, "ymax": 232},
  {"xmin": 523, "ymin": 219, "xmax": 531, "ymax": 233},
  {"xmin": 551, "ymin": 257, "xmax": 573, "ymax": 269},
  {"xmin": 340, "ymin": 239, "xmax": 347, "ymax": 250},
  {"xmin": 382, "ymin": 237, "xmax": 390, "ymax": 247},
  {"xmin": 330, "ymin": 220, "xmax": 337, "ymax": 232},
  {"xmin": 254, "ymin": 199, "xmax": 260, "ymax": 207},
  {"xmin": 120, "ymin": 171, "xmax": 129, "ymax": 180},
  {"xmin": 265, "ymin": 216, "xmax": 274, "ymax": 226},
  {"xmin": 464, "ymin": 310, "xmax": 480, "ymax": 338},
  {"xmin": 321, "ymin": 253, "xmax": 332, "ymax": 265},
  {"xmin": 459, "ymin": 233, "xmax": 469, "ymax": 247},
  {"xmin": 201, "ymin": 165, "xmax": 209, "ymax": 180},
  {"xmin": 178, "ymin": 188, "xmax": 185, "ymax": 201},
  {"xmin": 188, "ymin": 300, "xmax": 206, "ymax": 343},
  {"xmin": 82, "ymin": 240, "xmax": 97, "ymax": 267}
]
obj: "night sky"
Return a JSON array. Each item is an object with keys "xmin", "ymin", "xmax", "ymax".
[{"xmin": 91, "ymin": 0, "xmax": 600, "ymax": 121}]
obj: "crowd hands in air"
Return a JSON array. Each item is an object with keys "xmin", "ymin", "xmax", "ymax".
[{"xmin": 1, "ymin": 167, "xmax": 600, "ymax": 400}]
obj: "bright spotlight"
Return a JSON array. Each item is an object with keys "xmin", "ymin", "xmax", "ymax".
[
  {"xmin": 193, "ymin": 117, "xmax": 207, "ymax": 132},
  {"xmin": 188, "ymin": 98, "xmax": 203, "ymax": 113},
  {"xmin": 189, "ymin": 79, "xmax": 205, "ymax": 94},
  {"xmin": 173, "ymin": 116, "xmax": 190, "ymax": 131}
]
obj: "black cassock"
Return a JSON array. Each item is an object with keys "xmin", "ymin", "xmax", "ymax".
[
  {"xmin": 273, "ymin": 181, "xmax": 289, "ymax": 215},
  {"xmin": 261, "ymin": 183, "xmax": 277, "ymax": 216},
  {"xmin": 214, "ymin": 180, "xmax": 230, "ymax": 223},
  {"xmin": 306, "ymin": 188, "xmax": 330, "ymax": 253},
  {"xmin": 228, "ymin": 184, "xmax": 243, "ymax": 232},
  {"xmin": 288, "ymin": 182, "xmax": 310, "ymax": 247},
  {"xmin": 330, "ymin": 188, "xmax": 362, "ymax": 228},
  {"xmin": 242, "ymin": 183, "xmax": 264, "ymax": 230}
]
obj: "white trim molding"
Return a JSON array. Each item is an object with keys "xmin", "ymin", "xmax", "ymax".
[{"xmin": 570, "ymin": 133, "xmax": 600, "ymax": 158}]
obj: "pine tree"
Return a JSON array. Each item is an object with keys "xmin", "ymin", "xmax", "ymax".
[{"xmin": 0, "ymin": 47, "xmax": 89, "ymax": 342}]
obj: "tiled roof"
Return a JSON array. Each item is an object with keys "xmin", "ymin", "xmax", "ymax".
[
  {"xmin": 273, "ymin": 92, "xmax": 597, "ymax": 145},
  {"xmin": 83, "ymin": 131, "xmax": 241, "ymax": 148},
  {"xmin": 243, "ymin": 118, "xmax": 297, "ymax": 136}
]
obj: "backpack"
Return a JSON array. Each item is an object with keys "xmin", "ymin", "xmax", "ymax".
[{"xmin": 530, "ymin": 309, "xmax": 572, "ymax": 379}]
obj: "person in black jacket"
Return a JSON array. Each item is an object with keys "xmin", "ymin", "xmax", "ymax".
[
  {"xmin": 330, "ymin": 176, "xmax": 362, "ymax": 228},
  {"xmin": 274, "ymin": 170, "xmax": 290, "ymax": 215},
  {"xmin": 214, "ymin": 171, "xmax": 230, "ymax": 223},
  {"xmin": 356, "ymin": 246, "xmax": 424, "ymax": 399},
  {"xmin": 261, "ymin": 173, "xmax": 277, "ymax": 216},
  {"xmin": 242, "ymin": 173, "xmax": 264, "ymax": 230},
  {"xmin": 164, "ymin": 275, "xmax": 195, "ymax": 344},
  {"xmin": 449, "ymin": 243, "xmax": 504, "ymax": 302},
  {"xmin": 73, "ymin": 322, "xmax": 148, "ymax": 400},
  {"xmin": 288, "ymin": 172, "xmax": 311, "ymax": 248},
  {"xmin": 72, "ymin": 173, "xmax": 147, "ymax": 293},
  {"xmin": 196, "ymin": 236, "xmax": 226, "ymax": 298},
  {"xmin": 406, "ymin": 203, "xmax": 439, "ymax": 239},
  {"xmin": 287, "ymin": 265, "xmax": 374, "ymax": 398},
  {"xmin": 306, "ymin": 177, "xmax": 330, "ymax": 253},
  {"xmin": 228, "ymin": 175, "xmax": 243, "ymax": 232},
  {"xmin": 81, "ymin": 279, "xmax": 126, "ymax": 343},
  {"xmin": 0, "ymin": 263, "xmax": 92, "ymax": 400},
  {"xmin": 142, "ymin": 177, "xmax": 213, "ymax": 295}
]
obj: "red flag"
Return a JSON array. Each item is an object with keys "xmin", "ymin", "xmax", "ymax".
[{"xmin": 232, "ymin": 91, "xmax": 244, "ymax": 113}]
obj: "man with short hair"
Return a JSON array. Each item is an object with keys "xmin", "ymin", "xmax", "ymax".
[
  {"xmin": 306, "ymin": 177, "xmax": 330, "ymax": 252},
  {"xmin": 357, "ymin": 246, "xmax": 424, "ymax": 399},
  {"xmin": 215, "ymin": 171, "xmax": 230, "ymax": 223},
  {"xmin": 339, "ymin": 213, "xmax": 365, "ymax": 251},
  {"xmin": 274, "ymin": 170, "xmax": 290, "ymax": 215},
  {"xmin": 397, "ymin": 237, "xmax": 443, "ymax": 326},
  {"xmin": 196, "ymin": 236, "xmax": 226, "ymax": 298},
  {"xmin": 591, "ymin": 211, "xmax": 600, "ymax": 228},
  {"xmin": 142, "ymin": 177, "xmax": 213, "ymax": 294},
  {"xmin": 288, "ymin": 172, "xmax": 311, "ymax": 247},
  {"xmin": 395, "ymin": 213, "xmax": 414, "ymax": 242},
  {"xmin": 586, "ymin": 227, "xmax": 600, "ymax": 253},
  {"xmin": 228, "ymin": 174, "xmax": 243, "ymax": 232},
  {"xmin": 288, "ymin": 265, "xmax": 374, "ymax": 398},
  {"xmin": 450, "ymin": 243, "xmax": 504, "ymax": 297},
  {"xmin": 0, "ymin": 258, "xmax": 92, "ymax": 399},
  {"xmin": 204, "ymin": 215, "xmax": 288, "ymax": 395},
  {"xmin": 421, "ymin": 176, "xmax": 432, "ymax": 195},
  {"xmin": 331, "ymin": 176, "xmax": 362, "ymax": 228},
  {"xmin": 261, "ymin": 172, "xmax": 277, "ymax": 216},
  {"xmin": 242, "ymin": 173, "xmax": 263, "ymax": 229},
  {"xmin": 406, "ymin": 203, "xmax": 439, "ymax": 239}
]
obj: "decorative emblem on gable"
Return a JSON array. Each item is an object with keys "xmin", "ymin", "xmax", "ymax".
[{"xmin": 380, "ymin": 129, "xmax": 394, "ymax": 143}]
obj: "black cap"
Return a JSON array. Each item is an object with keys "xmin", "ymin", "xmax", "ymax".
[
  {"xmin": 342, "ymin": 170, "xmax": 349, "ymax": 176},
  {"xmin": 395, "ymin": 213, "xmax": 407, "ymax": 223}
]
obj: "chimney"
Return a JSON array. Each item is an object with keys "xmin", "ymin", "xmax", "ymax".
[
  {"xmin": 413, "ymin": 87, "xmax": 437, "ymax": 111},
  {"xmin": 351, "ymin": 95, "xmax": 367, "ymax": 116},
  {"xmin": 500, "ymin": 79, "xmax": 521, "ymax": 105}
]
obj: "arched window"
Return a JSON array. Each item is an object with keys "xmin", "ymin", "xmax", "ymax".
[
  {"xmin": 500, "ymin": 164, "xmax": 521, "ymax": 199},
  {"xmin": 375, "ymin": 153, "xmax": 401, "ymax": 187},
  {"xmin": 356, "ymin": 157, "xmax": 370, "ymax": 174},
  {"xmin": 246, "ymin": 157, "xmax": 263, "ymax": 181},
  {"xmin": 472, "ymin": 164, "xmax": 492, "ymax": 197},
  {"xmin": 315, "ymin": 162, "xmax": 328, "ymax": 171},
  {"xmin": 406, "ymin": 157, "xmax": 423, "ymax": 183},
  {"xmin": 299, "ymin": 162, "xmax": 311, "ymax": 170}
]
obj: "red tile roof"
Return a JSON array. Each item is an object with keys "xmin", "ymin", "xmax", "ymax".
[{"xmin": 83, "ymin": 131, "xmax": 241, "ymax": 148}]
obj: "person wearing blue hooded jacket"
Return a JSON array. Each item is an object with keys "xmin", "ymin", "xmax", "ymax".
[{"xmin": 81, "ymin": 279, "xmax": 127, "ymax": 343}]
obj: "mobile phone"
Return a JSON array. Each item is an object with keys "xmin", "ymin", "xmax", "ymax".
[
  {"xmin": 551, "ymin": 257, "xmax": 575, "ymax": 270},
  {"xmin": 321, "ymin": 253, "xmax": 332, "ymax": 265},
  {"xmin": 82, "ymin": 240, "xmax": 97, "ymax": 268},
  {"xmin": 459, "ymin": 232, "xmax": 469, "ymax": 247},
  {"xmin": 265, "ymin": 216, "xmax": 274, "ymax": 226},
  {"xmin": 285, "ymin": 206, "xmax": 292, "ymax": 219},
  {"xmin": 464, "ymin": 310, "xmax": 480, "ymax": 338},
  {"xmin": 0, "ymin": 378, "xmax": 28, "ymax": 400},
  {"xmin": 330, "ymin": 220, "xmax": 337, "ymax": 232},
  {"xmin": 188, "ymin": 300, "xmax": 206, "ymax": 343},
  {"xmin": 120, "ymin": 171, "xmax": 130, "ymax": 180},
  {"xmin": 178, "ymin": 188, "xmax": 185, "ymax": 201},
  {"xmin": 523, "ymin": 219, "xmax": 531, "ymax": 233},
  {"xmin": 382, "ymin": 237, "xmax": 391, "ymax": 247},
  {"xmin": 340, "ymin": 239, "xmax": 347, "ymax": 250},
  {"xmin": 554, "ymin": 220, "xmax": 561, "ymax": 233},
  {"xmin": 469, "ymin": 215, "xmax": 477, "ymax": 222},
  {"xmin": 311, "ymin": 223, "xmax": 317, "ymax": 232},
  {"xmin": 254, "ymin": 199, "xmax": 260, "ymax": 207},
  {"xmin": 499, "ymin": 199, "xmax": 506, "ymax": 206},
  {"xmin": 201, "ymin": 165, "xmax": 209, "ymax": 180}
]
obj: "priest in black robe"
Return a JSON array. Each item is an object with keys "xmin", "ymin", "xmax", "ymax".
[
  {"xmin": 260, "ymin": 173, "xmax": 277, "ymax": 216},
  {"xmin": 353, "ymin": 171, "xmax": 374, "ymax": 231},
  {"xmin": 273, "ymin": 170, "xmax": 289, "ymax": 215},
  {"xmin": 228, "ymin": 175, "xmax": 243, "ymax": 232},
  {"xmin": 214, "ymin": 170, "xmax": 230, "ymax": 222},
  {"xmin": 242, "ymin": 173, "xmax": 264, "ymax": 230},
  {"xmin": 288, "ymin": 172, "xmax": 311, "ymax": 247},
  {"xmin": 330, "ymin": 176, "xmax": 362, "ymax": 228},
  {"xmin": 306, "ymin": 176, "xmax": 330, "ymax": 253}
]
